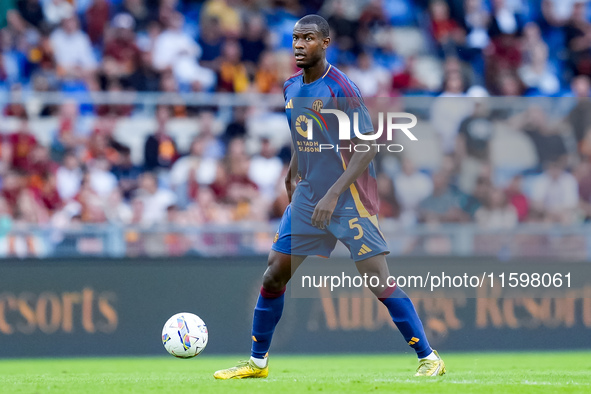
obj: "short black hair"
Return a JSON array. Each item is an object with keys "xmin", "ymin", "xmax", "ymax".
[{"xmin": 296, "ymin": 14, "xmax": 330, "ymax": 38}]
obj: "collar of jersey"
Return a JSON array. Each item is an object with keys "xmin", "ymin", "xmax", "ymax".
[{"xmin": 301, "ymin": 63, "xmax": 332, "ymax": 86}]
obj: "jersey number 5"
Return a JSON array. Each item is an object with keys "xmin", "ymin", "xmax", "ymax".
[{"xmin": 349, "ymin": 218, "xmax": 364, "ymax": 240}]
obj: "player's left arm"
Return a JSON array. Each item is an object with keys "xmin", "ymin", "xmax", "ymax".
[{"xmin": 311, "ymin": 137, "xmax": 377, "ymax": 229}]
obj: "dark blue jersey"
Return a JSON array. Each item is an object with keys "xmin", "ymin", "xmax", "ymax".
[{"xmin": 283, "ymin": 64, "xmax": 379, "ymax": 218}]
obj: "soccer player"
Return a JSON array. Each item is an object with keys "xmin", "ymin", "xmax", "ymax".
[{"xmin": 214, "ymin": 15, "xmax": 445, "ymax": 379}]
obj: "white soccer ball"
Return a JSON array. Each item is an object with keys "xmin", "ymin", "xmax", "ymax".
[{"xmin": 162, "ymin": 312, "xmax": 208, "ymax": 358}]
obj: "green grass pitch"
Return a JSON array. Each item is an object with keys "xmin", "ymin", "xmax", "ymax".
[{"xmin": 0, "ymin": 352, "xmax": 589, "ymax": 393}]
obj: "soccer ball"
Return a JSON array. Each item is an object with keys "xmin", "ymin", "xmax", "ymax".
[{"xmin": 162, "ymin": 312, "xmax": 208, "ymax": 358}]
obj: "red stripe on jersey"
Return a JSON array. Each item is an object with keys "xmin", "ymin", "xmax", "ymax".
[
  {"xmin": 328, "ymin": 70, "xmax": 363, "ymax": 109},
  {"xmin": 327, "ymin": 84, "xmax": 336, "ymax": 98},
  {"xmin": 283, "ymin": 80, "xmax": 297, "ymax": 95},
  {"xmin": 327, "ymin": 85, "xmax": 338, "ymax": 109},
  {"xmin": 327, "ymin": 75, "xmax": 355, "ymax": 109},
  {"xmin": 283, "ymin": 70, "xmax": 302, "ymax": 94},
  {"xmin": 328, "ymin": 69, "xmax": 356, "ymax": 98}
]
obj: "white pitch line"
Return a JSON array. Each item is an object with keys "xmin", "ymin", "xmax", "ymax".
[{"xmin": 371, "ymin": 378, "xmax": 590, "ymax": 386}]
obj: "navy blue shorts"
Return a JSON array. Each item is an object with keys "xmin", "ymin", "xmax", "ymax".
[{"xmin": 271, "ymin": 204, "xmax": 390, "ymax": 261}]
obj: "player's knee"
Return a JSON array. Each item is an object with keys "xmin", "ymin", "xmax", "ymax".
[
  {"xmin": 262, "ymin": 270, "xmax": 287, "ymax": 292},
  {"xmin": 262, "ymin": 261, "xmax": 290, "ymax": 292}
]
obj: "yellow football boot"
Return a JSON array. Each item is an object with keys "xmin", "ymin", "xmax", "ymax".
[
  {"xmin": 213, "ymin": 359, "xmax": 269, "ymax": 379},
  {"xmin": 414, "ymin": 350, "xmax": 446, "ymax": 377}
]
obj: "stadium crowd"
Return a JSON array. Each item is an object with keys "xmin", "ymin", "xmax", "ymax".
[{"xmin": 0, "ymin": 0, "xmax": 591, "ymax": 232}]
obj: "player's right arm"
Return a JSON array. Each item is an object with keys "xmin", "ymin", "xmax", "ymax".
[{"xmin": 285, "ymin": 151, "xmax": 298, "ymax": 203}]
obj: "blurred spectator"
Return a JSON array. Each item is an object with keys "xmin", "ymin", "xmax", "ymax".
[
  {"xmin": 391, "ymin": 56, "xmax": 426, "ymax": 93},
  {"xmin": 485, "ymin": 0, "xmax": 524, "ymax": 89},
  {"xmin": 153, "ymin": 12, "xmax": 215, "ymax": 90},
  {"xmin": 169, "ymin": 135, "xmax": 218, "ymax": 207},
  {"xmin": 151, "ymin": 12, "xmax": 200, "ymax": 72},
  {"xmin": 37, "ymin": 171, "xmax": 62, "ymax": 213},
  {"xmin": 72, "ymin": 172, "xmax": 107, "ymax": 223},
  {"xmin": 51, "ymin": 100, "xmax": 87, "ymax": 162},
  {"xmin": 1, "ymin": 171, "xmax": 23, "ymax": 216},
  {"xmin": 530, "ymin": 160, "xmax": 579, "ymax": 224},
  {"xmin": 456, "ymin": 94, "xmax": 493, "ymax": 161},
  {"xmin": 124, "ymin": 51, "xmax": 161, "ymax": 92},
  {"xmin": 394, "ymin": 158, "xmax": 433, "ymax": 226},
  {"xmin": 475, "ymin": 188, "xmax": 518, "ymax": 228},
  {"xmin": 197, "ymin": 17, "xmax": 225, "ymax": 69},
  {"xmin": 119, "ymin": 0, "xmax": 152, "ymax": 31},
  {"xmin": 512, "ymin": 106, "xmax": 569, "ymax": 168},
  {"xmin": 0, "ymin": 1, "xmax": 15, "ymax": 30},
  {"xmin": 192, "ymin": 186, "xmax": 233, "ymax": 224},
  {"xmin": 111, "ymin": 146, "xmax": 142, "ymax": 200},
  {"xmin": 103, "ymin": 13, "xmax": 141, "ymax": 77},
  {"xmin": 104, "ymin": 189, "xmax": 133, "ymax": 224},
  {"xmin": 29, "ymin": 74, "xmax": 56, "ymax": 116},
  {"xmin": 157, "ymin": 0, "xmax": 181, "ymax": 29},
  {"xmin": 462, "ymin": 173, "xmax": 491, "ymax": 217},
  {"xmin": 128, "ymin": 197, "xmax": 144, "ymax": 225},
  {"xmin": 159, "ymin": 71, "xmax": 188, "ymax": 116},
  {"xmin": 193, "ymin": 110, "xmax": 224, "ymax": 159},
  {"xmin": 136, "ymin": 20, "xmax": 161, "ymax": 54},
  {"xmin": 240, "ymin": 14, "xmax": 268, "ymax": 74},
  {"xmin": 429, "ymin": 0, "xmax": 465, "ymax": 57},
  {"xmin": 0, "ymin": 133, "xmax": 12, "ymax": 176},
  {"xmin": 418, "ymin": 171, "xmax": 469, "ymax": 224},
  {"xmin": 84, "ymin": 124, "xmax": 119, "ymax": 163},
  {"xmin": 518, "ymin": 23, "xmax": 560, "ymax": 95},
  {"xmin": 27, "ymin": 145, "xmax": 58, "ymax": 190},
  {"xmin": 248, "ymin": 138, "xmax": 283, "ymax": 202},
  {"xmin": 211, "ymin": 138, "xmax": 262, "ymax": 220},
  {"xmin": 462, "ymin": 0, "xmax": 490, "ymax": 50},
  {"xmin": 42, "ymin": 0, "xmax": 74, "ymax": 27},
  {"xmin": 347, "ymin": 52, "xmax": 390, "ymax": 97},
  {"xmin": 222, "ymin": 106, "xmax": 247, "ymax": 146},
  {"xmin": 505, "ymin": 174, "xmax": 529, "ymax": 222},
  {"xmin": 28, "ymin": 34, "xmax": 58, "ymax": 89},
  {"xmin": 8, "ymin": 115, "xmax": 37, "ymax": 171},
  {"xmin": 144, "ymin": 105, "xmax": 179, "ymax": 171},
  {"xmin": 15, "ymin": 186, "xmax": 49, "ymax": 224},
  {"xmin": 542, "ymin": 0, "xmax": 578, "ymax": 26},
  {"xmin": 376, "ymin": 172, "xmax": 400, "ymax": 219},
  {"xmin": 521, "ymin": 22, "xmax": 548, "ymax": 65},
  {"xmin": 217, "ymin": 40, "xmax": 249, "ymax": 93},
  {"xmin": 576, "ymin": 124, "xmax": 591, "ymax": 159},
  {"xmin": 3, "ymin": 85, "xmax": 28, "ymax": 118},
  {"xmin": 97, "ymin": 80, "xmax": 135, "ymax": 115},
  {"xmin": 565, "ymin": 0, "xmax": 591, "ymax": 76},
  {"xmin": 49, "ymin": 15, "xmax": 97, "ymax": 78},
  {"xmin": 200, "ymin": 0, "xmax": 241, "ymax": 38},
  {"xmin": 56, "ymin": 150, "xmax": 82, "ymax": 201},
  {"xmin": 456, "ymin": 93, "xmax": 494, "ymax": 193},
  {"xmin": 88, "ymin": 116, "xmax": 126, "ymax": 159},
  {"xmin": 327, "ymin": 0, "xmax": 358, "ymax": 55},
  {"xmin": 88, "ymin": 158, "xmax": 118, "ymax": 198},
  {"xmin": 494, "ymin": 71, "xmax": 525, "ymax": 96},
  {"xmin": 488, "ymin": 0, "xmax": 523, "ymax": 38},
  {"xmin": 133, "ymin": 171, "xmax": 177, "ymax": 227},
  {"xmin": 165, "ymin": 203, "xmax": 191, "ymax": 226},
  {"xmin": 575, "ymin": 161, "xmax": 591, "ymax": 221},
  {"xmin": 17, "ymin": 0, "xmax": 45, "ymax": 29},
  {"xmin": 85, "ymin": 0, "xmax": 111, "ymax": 46},
  {"xmin": 254, "ymin": 51, "xmax": 280, "ymax": 93},
  {"xmin": 358, "ymin": 0, "xmax": 389, "ymax": 29},
  {"xmin": 567, "ymin": 75, "xmax": 591, "ymax": 147},
  {"xmin": 430, "ymin": 71, "xmax": 471, "ymax": 154}
]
